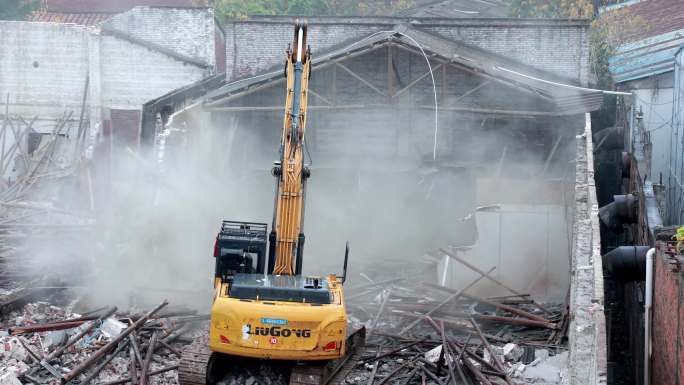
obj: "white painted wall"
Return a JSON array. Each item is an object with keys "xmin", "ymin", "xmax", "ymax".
[
  {"xmin": 438, "ymin": 203, "xmax": 570, "ymax": 301},
  {"xmin": 100, "ymin": 34, "xmax": 207, "ymax": 110},
  {"xmin": 0, "ymin": 22, "xmax": 89, "ymax": 126},
  {"xmin": 633, "ymin": 87, "xmax": 674, "ymax": 183}
]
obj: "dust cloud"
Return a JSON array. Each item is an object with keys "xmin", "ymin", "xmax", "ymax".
[{"xmin": 34, "ymin": 103, "xmax": 578, "ymax": 311}]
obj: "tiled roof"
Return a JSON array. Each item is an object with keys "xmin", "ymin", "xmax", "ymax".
[
  {"xmin": 606, "ymin": 0, "xmax": 684, "ymax": 83},
  {"xmin": 609, "ymin": 0, "xmax": 684, "ymax": 42},
  {"xmin": 28, "ymin": 11, "xmax": 112, "ymax": 25},
  {"xmin": 41, "ymin": 0, "xmax": 211, "ymax": 13}
]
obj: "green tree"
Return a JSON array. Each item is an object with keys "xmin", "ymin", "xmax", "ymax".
[
  {"xmin": 0, "ymin": 0, "xmax": 39, "ymax": 20},
  {"xmin": 507, "ymin": 0, "xmax": 595, "ymax": 18}
]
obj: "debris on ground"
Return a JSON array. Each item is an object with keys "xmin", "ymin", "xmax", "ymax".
[{"xmin": 0, "ymin": 299, "xmax": 206, "ymax": 385}]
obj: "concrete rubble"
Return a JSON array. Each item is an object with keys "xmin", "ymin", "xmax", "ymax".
[{"xmin": 0, "ymin": 299, "xmax": 204, "ymax": 385}]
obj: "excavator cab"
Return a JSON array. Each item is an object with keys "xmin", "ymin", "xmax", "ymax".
[{"xmin": 213, "ymin": 221, "xmax": 267, "ymax": 282}]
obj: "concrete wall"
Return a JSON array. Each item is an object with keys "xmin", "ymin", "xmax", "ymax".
[
  {"xmin": 0, "ymin": 19, "xmax": 211, "ymax": 163},
  {"xmin": 438, "ymin": 203, "xmax": 571, "ymax": 300},
  {"xmin": 652, "ymin": 245, "xmax": 684, "ymax": 385},
  {"xmin": 103, "ymin": 6, "xmax": 216, "ymax": 67},
  {"xmin": 568, "ymin": 114, "xmax": 608, "ymax": 385},
  {"xmin": 225, "ymin": 17, "xmax": 591, "ymax": 85}
]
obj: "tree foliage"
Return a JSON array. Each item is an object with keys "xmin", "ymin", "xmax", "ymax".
[
  {"xmin": 215, "ymin": 0, "xmax": 413, "ymax": 19},
  {"xmin": 507, "ymin": 0, "xmax": 595, "ymax": 18},
  {"xmin": 507, "ymin": 0, "xmax": 649, "ymax": 88},
  {"xmin": 0, "ymin": 0, "xmax": 39, "ymax": 20}
]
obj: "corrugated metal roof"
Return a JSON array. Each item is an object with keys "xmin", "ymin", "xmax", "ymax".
[
  {"xmin": 610, "ymin": 28, "xmax": 684, "ymax": 83},
  {"xmin": 606, "ymin": 0, "xmax": 684, "ymax": 83},
  {"xmin": 205, "ymin": 24, "xmax": 603, "ymax": 115},
  {"xmin": 28, "ymin": 11, "xmax": 111, "ymax": 25}
]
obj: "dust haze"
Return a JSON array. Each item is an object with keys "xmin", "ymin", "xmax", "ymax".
[{"xmin": 24, "ymin": 99, "xmax": 578, "ymax": 311}]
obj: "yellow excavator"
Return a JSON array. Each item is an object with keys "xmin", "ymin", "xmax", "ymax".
[{"xmin": 179, "ymin": 21, "xmax": 364, "ymax": 385}]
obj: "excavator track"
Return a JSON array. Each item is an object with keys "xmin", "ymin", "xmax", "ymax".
[
  {"xmin": 179, "ymin": 327, "xmax": 366, "ymax": 385},
  {"xmin": 179, "ymin": 334, "xmax": 212, "ymax": 385},
  {"xmin": 289, "ymin": 327, "xmax": 366, "ymax": 385}
]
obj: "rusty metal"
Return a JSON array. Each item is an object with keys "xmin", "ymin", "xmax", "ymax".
[
  {"xmin": 10, "ymin": 320, "xmax": 88, "ymax": 335},
  {"xmin": 473, "ymin": 313, "xmax": 558, "ymax": 330},
  {"xmin": 438, "ymin": 321, "xmax": 457, "ymax": 385},
  {"xmin": 423, "ymin": 316, "xmax": 495, "ymax": 385},
  {"xmin": 61, "ymin": 300, "xmax": 168, "ymax": 383},
  {"xmin": 439, "ymin": 247, "xmax": 553, "ymax": 315},
  {"xmin": 400, "ymin": 266, "xmax": 496, "ymax": 334},
  {"xmin": 462, "ymin": 292, "xmax": 550, "ymax": 323}
]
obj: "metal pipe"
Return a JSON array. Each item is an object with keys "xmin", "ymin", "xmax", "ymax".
[{"xmin": 645, "ymin": 247, "xmax": 655, "ymax": 385}]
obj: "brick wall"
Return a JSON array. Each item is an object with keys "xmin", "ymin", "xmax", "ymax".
[
  {"xmin": 111, "ymin": 109, "xmax": 141, "ymax": 147},
  {"xmin": 0, "ymin": 22, "xmax": 89, "ymax": 122},
  {"xmin": 100, "ymin": 33, "xmax": 207, "ymax": 109},
  {"xmin": 652, "ymin": 246, "xmax": 684, "ymax": 385},
  {"xmin": 226, "ymin": 17, "xmax": 591, "ymax": 85},
  {"xmin": 103, "ymin": 7, "xmax": 216, "ymax": 68}
]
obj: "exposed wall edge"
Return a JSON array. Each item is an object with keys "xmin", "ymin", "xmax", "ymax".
[{"xmin": 569, "ymin": 113, "xmax": 608, "ymax": 385}]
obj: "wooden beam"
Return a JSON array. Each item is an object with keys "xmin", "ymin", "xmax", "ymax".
[
  {"xmin": 337, "ymin": 63, "xmax": 387, "ymax": 97},
  {"xmin": 441, "ymin": 65, "xmax": 447, "ymax": 106},
  {"xmin": 393, "ymin": 63, "xmax": 443, "ymax": 99},
  {"xmin": 331, "ymin": 63, "xmax": 337, "ymax": 105},
  {"xmin": 205, "ymin": 104, "xmax": 560, "ymax": 117},
  {"xmin": 450, "ymin": 81, "xmax": 490, "ymax": 104},
  {"xmin": 387, "ymin": 45, "xmax": 394, "ymax": 102},
  {"xmin": 308, "ymin": 89, "xmax": 332, "ymax": 105}
]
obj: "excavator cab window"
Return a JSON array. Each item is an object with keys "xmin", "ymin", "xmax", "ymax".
[{"xmin": 214, "ymin": 221, "xmax": 267, "ymax": 281}]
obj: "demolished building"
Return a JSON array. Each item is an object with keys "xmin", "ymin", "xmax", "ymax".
[{"xmin": 1, "ymin": 7, "xmax": 608, "ymax": 385}]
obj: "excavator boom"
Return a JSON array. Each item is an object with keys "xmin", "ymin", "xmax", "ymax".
[
  {"xmin": 179, "ymin": 21, "xmax": 362, "ymax": 385},
  {"xmin": 270, "ymin": 22, "xmax": 311, "ymax": 276}
]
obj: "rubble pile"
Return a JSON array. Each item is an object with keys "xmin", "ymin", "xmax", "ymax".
[
  {"xmin": 0, "ymin": 300, "xmax": 204, "ymax": 385},
  {"xmin": 343, "ymin": 256, "xmax": 570, "ymax": 385}
]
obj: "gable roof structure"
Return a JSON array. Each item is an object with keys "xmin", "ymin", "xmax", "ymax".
[{"xmin": 202, "ymin": 24, "xmax": 606, "ymax": 116}]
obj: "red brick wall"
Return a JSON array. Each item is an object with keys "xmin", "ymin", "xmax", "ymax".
[
  {"xmin": 215, "ymin": 25, "xmax": 226, "ymax": 73},
  {"xmin": 652, "ymin": 247, "xmax": 683, "ymax": 385},
  {"xmin": 110, "ymin": 109, "xmax": 141, "ymax": 148}
]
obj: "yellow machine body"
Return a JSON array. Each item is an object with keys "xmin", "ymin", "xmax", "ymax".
[
  {"xmin": 206, "ymin": 22, "xmax": 348, "ymax": 362},
  {"xmin": 209, "ymin": 275, "xmax": 347, "ymax": 360}
]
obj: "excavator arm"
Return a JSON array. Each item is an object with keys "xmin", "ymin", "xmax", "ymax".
[{"xmin": 269, "ymin": 21, "xmax": 311, "ymax": 276}]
